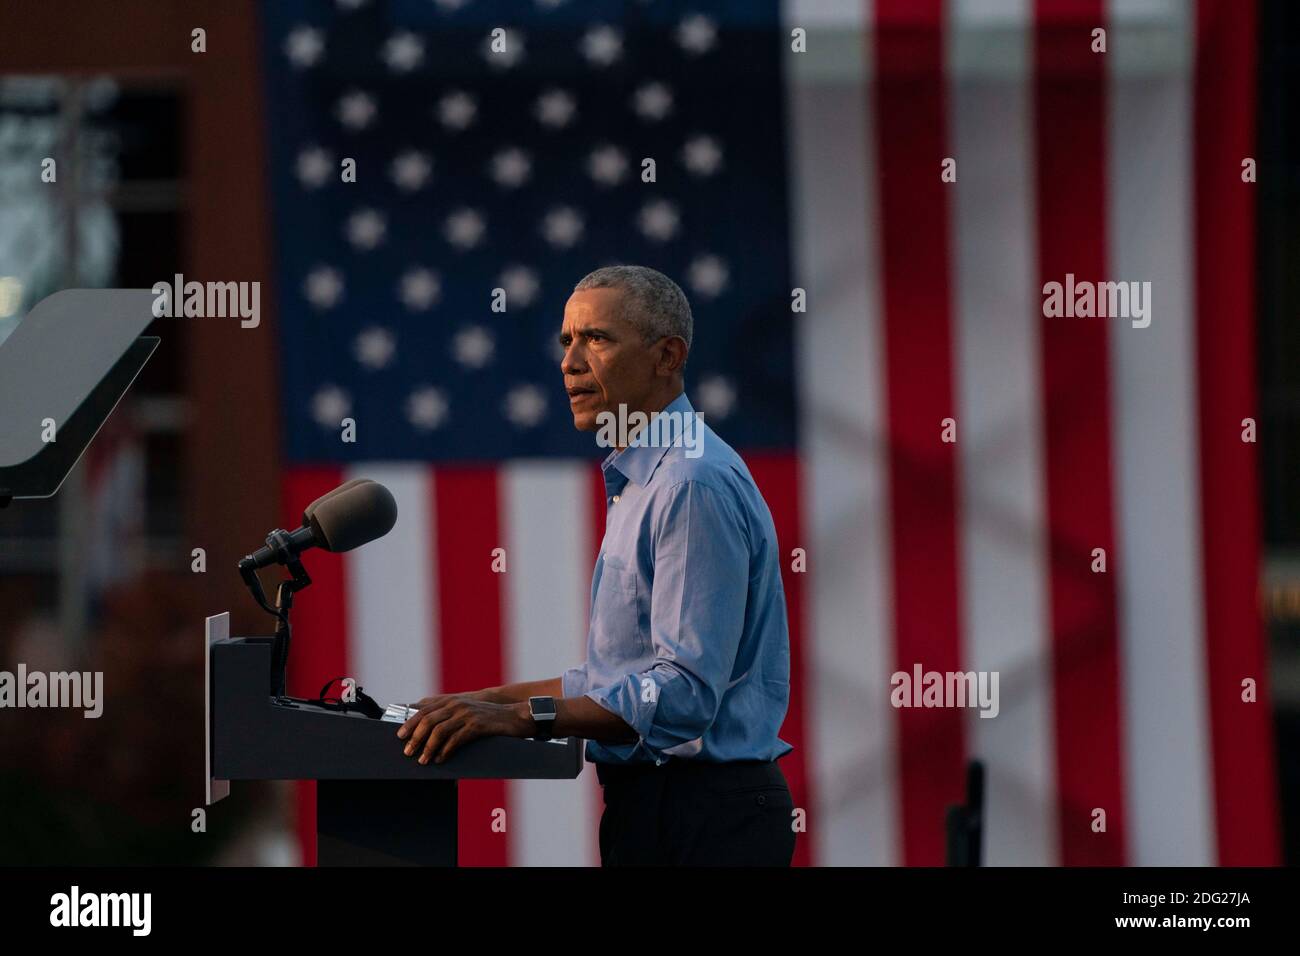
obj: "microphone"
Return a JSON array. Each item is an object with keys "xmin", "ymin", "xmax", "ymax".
[{"xmin": 240, "ymin": 479, "xmax": 398, "ymax": 571}]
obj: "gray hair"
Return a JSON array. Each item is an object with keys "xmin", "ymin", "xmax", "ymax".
[{"xmin": 573, "ymin": 265, "xmax": 693, "ymax": 353}]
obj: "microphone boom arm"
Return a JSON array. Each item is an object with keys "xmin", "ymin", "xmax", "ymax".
[{"xmin": 239, "ymin": 528, "xmax": 314, "ymax": 699}]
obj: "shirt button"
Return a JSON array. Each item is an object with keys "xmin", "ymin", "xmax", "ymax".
[{"xmin": 611, "ymin": 495, "xmax": 620, "ymax": 504}]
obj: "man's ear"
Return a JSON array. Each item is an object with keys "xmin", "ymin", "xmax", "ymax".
[{"xmin": 656, "ymin": 336, "xmax": 688, "ymax": 376}]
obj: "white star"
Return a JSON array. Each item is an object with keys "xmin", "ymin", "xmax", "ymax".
[
  {"xmin": 407, "ymin": 386, "xmax": 449, "ymax": 431},
  {"xmin": 580, "ymin": 25, "xmax": 623, "ymax": 66},
  {"xmin": 437, "ymin": 90, "xmax": 477, "ymax": 131},
  {"xmin": 296, "ymin": 146, "xmax": 333, "ymax": 188},
  {"xmin": 382, "ymin": 31, "xmax": 425, "ymax": 72},
  {"xmin": 695, "ymin": 375, "xmax": 737, "ymax": 419},
  {"xmin": 483, "ymin": 28, "xmax": 525, "ymax": 69},
  {"xmin": 285, "ymin": 26, "xmax": 325, "ymax": 69},
  {"xmin": 504, "ymin": 384, "xmax": 547, "ymax": 428},
  {"xmin": 303, "ymin": 266, "xmax": 344, "ymax": 309},
  {"xmin": 399, "ymin": 268, "xmax": 441, "ymax": 311},
  {"xmin": 345, "ymin": 208, "xmax": 386, "ymax": 250},
  {"xmin": 632, "ymin": 82, "xmax": 673, "ymax": 121},
  {"xmin": 676, "ymin": 14, "xmax": 719, "ymax": 55},
  {"xmin": 390, "ymin": 149, "xmax": 432, "ymax": 191},
  {"xmin": 499, "ymin": 265, "xmax": 540, "ymax": 308},
  {"xmin": 311, "ymin": 385, "xmax": 351, "ymax": 427},
  {"xmin": 354, "ymin": 327, "xmax": 396, "ymax": 370},
  {"xmin": 548, "ymin": 337, "xmax": 567, "ymax": 363},
  {"xmin": 540, "ymin": 206, "xmax": 584, "ymax": 249},
  {"xmin": 534, "ymin": 89, "xmax": 576, "ymax": 129},
  {"xmin": 452, "ymin": 326, "xmax": 495, "ymax": 369},
  {"xmin": 637, "ymin": 199, "xmax": 681, "ymax": 242},
  {"xmin": 490, "ymin": 147, "xmax": 532, "ymax": 188},
  {"xmin": 444, "ymin": 207, "xmax": 486, "ymax": 250},
  {"xmin": 681, "ymin": 134, "xmax": 724, "ymax": 176},
  {"xmin": 587, "ymin": 144, "xmax": 628, "ymax": 186},
  {"xmin": 337, "ymin": 90, "xmax": 377, "ymax": 130},
  {"xmin": 688, "ymin": 254, "xmax": 729, "ymax": 298}
]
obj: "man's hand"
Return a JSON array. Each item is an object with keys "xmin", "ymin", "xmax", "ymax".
[
  {"xmin": 396, "ymin": 693, "xmax": 530, "ymax": 764},
  {"xmin": 408, "ymin": 688, "xmax": 508, "ymax": 708}
]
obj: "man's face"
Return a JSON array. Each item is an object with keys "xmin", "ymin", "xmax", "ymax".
[{"xmin": 559, "ymin": 288, "xmax": 660, "ymax": 431}]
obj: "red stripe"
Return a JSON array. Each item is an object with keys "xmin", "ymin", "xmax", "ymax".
[
  {"xmin": 432, "ymin": 467, "xmax": 508, "ymax": 866},
  {"xmin": 1194, "ymin": 0, "xmax": 1281, "ymax": 865},
  {"xmin": 1033, "ymin": 0, "xmax": 1127, "ymax": 865},
  {"xmin": 873, "ymin": 0, "xmax": 967, "ymax": 866},
  {"xmin": 746, "ymin": 454, "xmax": 814, "ymax": 867},
  {"xmin": 281, "ymin": 467, "xmax": 350, "ymax": 868}
]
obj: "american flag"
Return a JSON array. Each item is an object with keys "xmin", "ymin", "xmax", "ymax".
[{"xmin": 260, "ymin": 0, "xmax": 1279, "ymax": 866}]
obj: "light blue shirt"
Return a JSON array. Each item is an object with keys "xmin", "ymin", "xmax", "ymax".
[{"xmin": 561, "ymin": 391, "xmax": 794, "ymax": 765}]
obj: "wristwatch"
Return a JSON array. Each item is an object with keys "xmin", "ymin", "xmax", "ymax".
[{"xmin": 527, "ymin": 696, "xmax": 557, "ymax": 741}]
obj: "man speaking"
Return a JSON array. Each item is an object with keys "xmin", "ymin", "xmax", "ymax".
[{"xmin": 396, "ymin": 265, "xmax": 796, "ymax": 866}]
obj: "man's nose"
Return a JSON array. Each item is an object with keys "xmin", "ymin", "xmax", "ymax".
[{"xmin": 561, "ymin": 341, "xmax": 586, "ymax": 375}]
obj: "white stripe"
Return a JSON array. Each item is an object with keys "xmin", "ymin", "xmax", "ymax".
[
  {"xmin": 502, "ymin": 462, "xmax": 598, "ymax": 867},
  {"xmin": 785, "ymin": 0, "xmax": 898, "ymax": 865},
  {"xmin": 949, "ymin": 0, "xmax": 1057, "ymax": 866},
  {"xmin": 1107, "ymin": 0, "xmax": 1215, "ymax": 864},
  {"xmin": 344, "ymin": 464, "xmax": 438, "ymax": 708}
]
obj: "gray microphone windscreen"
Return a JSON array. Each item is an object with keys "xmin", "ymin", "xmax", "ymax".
[
  {"xmin": 302, "ymin": 478, "xmax": 371, "ymax": 527},
  {"xmin": 307, "ymin": 480, "xmax": 398, "ymax": 553}
]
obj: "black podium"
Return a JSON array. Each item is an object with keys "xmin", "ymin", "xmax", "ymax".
[{"xmin": 207, "ymin": 623, "xmax": 584, "ymax": 866}]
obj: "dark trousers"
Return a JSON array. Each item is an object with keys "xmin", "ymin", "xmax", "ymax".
[{"xmin": 595, "ymin": 758, "xmax": 796, "ymax": 866}]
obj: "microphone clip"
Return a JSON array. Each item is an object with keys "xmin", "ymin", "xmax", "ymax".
[{"xmin": 239, "ymin": 527, "xmax": 311, "ymax": 615}]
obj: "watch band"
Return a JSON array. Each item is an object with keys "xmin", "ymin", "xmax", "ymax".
[{"xmin": 528, "ymin": 696, "xmax": 557, "ymax": 741}]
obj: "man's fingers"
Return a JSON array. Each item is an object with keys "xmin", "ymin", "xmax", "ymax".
[
  {"xmin": 403, "ymin": 704, "xmax": 453, "ymax": 753},
  {"xmin": 397, "ymin": 697, "xmax": 493, "ymax": 764},
  {"xmin": 400, "ymin": 707, "xmax": 434, "ymax": 740},
  {"xmin": 420, "ymin": 713, "xmax": 467, "ymax": 765},
  {"xmin": 397, "ymin": 697, "xmax": 440, "ymax": 739},
  {"xmin": 396, "ymin": 694, "xmax": 463, "ymax": 738},
  {"xmin": 397, "ymin": 712, "xmax": 419, "ymax": 739}
]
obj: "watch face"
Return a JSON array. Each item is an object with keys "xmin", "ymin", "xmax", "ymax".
[{"xmin": 530, "ymin": 697, "xmax": 557, "ymax": 720}]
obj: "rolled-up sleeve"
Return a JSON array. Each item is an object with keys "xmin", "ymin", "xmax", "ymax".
[
  {"xmin": 560, "ymin": 662, "xmax": 589, "ymax": 699},
  {"xmin": 584, "ymin": 479, "xmax": 750, "ymax": 763}
]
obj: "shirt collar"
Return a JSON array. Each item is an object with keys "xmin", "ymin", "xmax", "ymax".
[{"xmin": 602, "ymin": 391, "xmax": 695, "ymax": 488}]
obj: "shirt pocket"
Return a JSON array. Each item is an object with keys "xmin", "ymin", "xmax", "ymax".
[{"xmin": 592, "ymin": 556, "xmax": 645, "ymax": 662}]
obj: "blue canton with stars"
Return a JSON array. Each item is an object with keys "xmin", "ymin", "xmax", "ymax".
[{"xmin": 261, "ymin": 0, "xmax": 795, "ymax": 463}]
